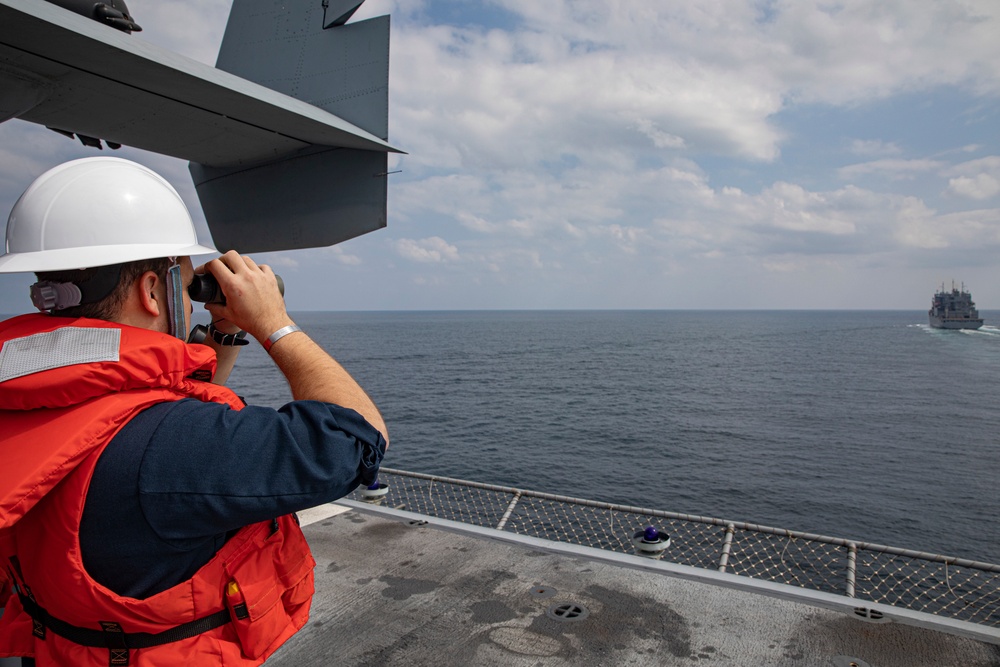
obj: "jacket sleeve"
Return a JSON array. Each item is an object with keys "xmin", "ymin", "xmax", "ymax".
[{"xmin": 104, "ymin": 398, "xmax": 386, "ymax": 542}]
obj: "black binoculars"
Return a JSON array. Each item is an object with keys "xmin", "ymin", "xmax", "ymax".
[{"xmin": 188, "ymin": 273, "xmax": 284, "ymax": 304}]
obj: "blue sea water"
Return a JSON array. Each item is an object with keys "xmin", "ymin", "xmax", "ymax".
[{"xmin": 222, "ymin": 310, "xmax": 1000, "ymax": 564}]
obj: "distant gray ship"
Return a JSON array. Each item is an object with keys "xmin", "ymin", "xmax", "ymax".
[{"xmin": 929, "ymin": 283, "xmax": 984, "ymax": 329}]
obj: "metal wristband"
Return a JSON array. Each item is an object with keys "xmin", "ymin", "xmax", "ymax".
[
  {"xmin": 263, "ymin": 324, "xmax": 302, "ymax": 352},
  {"xmin": 208, "ymin": 323, "xmax": 249, "ymax": 346}
]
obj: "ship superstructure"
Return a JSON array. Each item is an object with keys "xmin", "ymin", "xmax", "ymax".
[{"xmin": 929, "ymin": 283, "xmax": 984, "ymax": 329}]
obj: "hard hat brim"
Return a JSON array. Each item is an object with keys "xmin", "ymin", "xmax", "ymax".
[{"xmin": 0, "ymin": 242, "xmax": 219, "ymax": 273}]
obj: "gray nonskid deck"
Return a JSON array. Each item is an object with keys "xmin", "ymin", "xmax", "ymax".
[{"xmin": 266, "ymin": 507, "xmax": 1000, "ymax": 666}]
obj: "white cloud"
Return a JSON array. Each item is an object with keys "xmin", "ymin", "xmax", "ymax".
[
  {"xmin": 262, "ymin": 255, "xmax": 300, "ymax": 269},
  {"xmin": 2, "ymin": 0, "xmax": 999, "ymax": 310},
  {"xmin": 763, "ymin": 0, "xmax": 1000, "ymax": 102},
  {"xmin": 948, "ymin": 174, "xmax": 1000, "ymax": 200},
  {"xmin": 944, "ymin": 156, "xmax": 1000, "ymax": 200},
  {"xmin": 849, "ymin": 139, "xmax": 902, "ymax": 156},
  {"xmin": 895, "ymin": 207, "xmax": 1000, "ymax": 250},
  {"xmin": 649, "ymin": 176, "xmax": 991, "ymax": 263},
  {"xmin": 634, "ymin": 120, "xmax": 686, "ymax": 150},
  {"xmin": 387, "ymin": 9, "xmax": 788, "ymax": 166},
  {"xmin": 838, "ymin": 159, "xmax": 944, "ymax": 181},
  {"xmin": 327, "ymin": 247, "xmax": 362, "ymax": 266},
  {"xmin": 945, "ymin": 155, "xmax": 1000, "ymax": 173},
  {"xmin": 394, "ymin": 237, "xmax": 461, "ymax": 263},
  {"xmin": 378, "ymin": 0, "xmax": 1000, "ymax": 308},
  {"xmin": 381, "ymin": 0, "xmax": 999, "ymax": 186}
]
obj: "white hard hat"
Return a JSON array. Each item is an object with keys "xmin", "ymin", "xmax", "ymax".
[{"xmin": 0, "ymin": 156, "xmax": 216, "ymax": 273}]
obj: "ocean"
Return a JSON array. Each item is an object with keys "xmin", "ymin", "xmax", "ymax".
[
  {"xmin": 4, "ymin": 308, "xmax": 995, "ymax": 562},
  {"xmin": 221, "ymin": 310, "xmax": 1000, "ymax": 565}
]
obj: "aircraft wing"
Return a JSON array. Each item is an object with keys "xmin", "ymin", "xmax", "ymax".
[{"xmin": 0, "ymin": 0, "xmax": 401, "ymax": 253}]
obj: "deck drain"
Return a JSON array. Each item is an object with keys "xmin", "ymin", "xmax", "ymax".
[
  {"xmin": 546, "ymin": 602, "xmax": 590, "ymax": 622},
  {"xmin": 852, "ymin": 607, "xmax": 888, "ymax": 623},
  {"xmin": 529, "ymin": 586, "xmax": 557, "ymax": 599},
  {"xmin": 831, "ymin": 657, "xmax": 871, "ymax": 667}
]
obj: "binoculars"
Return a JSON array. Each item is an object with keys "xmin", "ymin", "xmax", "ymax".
[{"xmin": 188, "ymin": 273, "xmax": 284, "ymax": 304}]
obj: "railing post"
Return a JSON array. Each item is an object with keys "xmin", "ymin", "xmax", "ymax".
[
  {"xmin": 496, "ymin": 491, "xmax": 522, "ymax": 531},
  {"xmin": 718, "ymin": 523, "xmax": 736, "ymax": 572},
  {"xmin": 846, "ymin": 542, "xmax": 857, "ymax": 598}
]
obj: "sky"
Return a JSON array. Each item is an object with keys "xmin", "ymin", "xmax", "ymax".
[{"xmin": 1, "ymin": 0, "xmax": 999, "ymax": 311}]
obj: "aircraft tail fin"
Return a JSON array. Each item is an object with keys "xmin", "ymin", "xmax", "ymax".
[{"xmin": 189, "ymin": 0, "xmax": 393, "ymax": 253}]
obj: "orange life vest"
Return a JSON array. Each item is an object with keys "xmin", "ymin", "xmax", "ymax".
[{"xmin": 0, "ymin": 314, "xmax": 315, "ymax": 665}]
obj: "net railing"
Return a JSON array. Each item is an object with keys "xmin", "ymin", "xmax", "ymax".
[{"xmin": 348, "ymin": 468, "xmax": 1000, "ymax": 628}]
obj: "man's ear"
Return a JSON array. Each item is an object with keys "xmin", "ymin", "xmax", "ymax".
[{"xmin": 136, "ymin": 270, "xmax": 162, "ymax": 318}]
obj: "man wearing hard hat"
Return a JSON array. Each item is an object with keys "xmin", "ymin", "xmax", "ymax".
[{"xmin": 0, "ymin": 157, "xmax": 388, "ymax": 666}]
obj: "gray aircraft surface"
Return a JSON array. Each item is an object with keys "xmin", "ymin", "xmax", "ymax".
[{"xmin": 0, "ymin": 0, "xmax": 401, "ymax": 254}]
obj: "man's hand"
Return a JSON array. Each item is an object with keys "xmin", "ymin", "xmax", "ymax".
[
  {"xmin": 198, "ymin": 251, "xmax": 388, "ymax": 444},
  {"xmin": 201, "ymin": 250, "xmax": 294, "ymax": 344}
]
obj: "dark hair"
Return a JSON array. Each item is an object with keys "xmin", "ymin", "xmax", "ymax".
[{"xmin": 35, "ymin": 257, "xmax": 172, "ymax": 321}]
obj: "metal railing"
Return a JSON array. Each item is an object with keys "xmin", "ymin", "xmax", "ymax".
[{"xmin": 350, "ymin": 468, "xmax": 1000, "ymax": 628}]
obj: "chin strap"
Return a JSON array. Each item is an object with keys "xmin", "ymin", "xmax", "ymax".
[{"xmin": 165, "ymin": 258, "xmax": 187, "ymax": 340}]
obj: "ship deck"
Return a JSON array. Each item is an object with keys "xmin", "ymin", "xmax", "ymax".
[{"xmin": 266, "ymin": 470, "xmax": 1000, "ymax": 666}]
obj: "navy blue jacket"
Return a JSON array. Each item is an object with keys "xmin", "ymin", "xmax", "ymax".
[{"xmin": 79, "ymin": 398, "xmax": 385, "ymax": 599}]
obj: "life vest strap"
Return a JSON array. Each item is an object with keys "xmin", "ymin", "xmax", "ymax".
[{"xmin": 16, "ymin": 589, "xmax": 231, "ymax": 663}]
